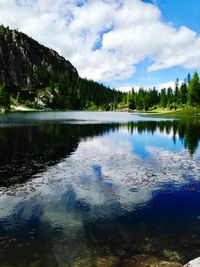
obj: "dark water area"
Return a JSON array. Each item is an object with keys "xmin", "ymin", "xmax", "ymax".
[{"xmin": 0, "ymin": 112, "xmax": 200, "ymax": 266}]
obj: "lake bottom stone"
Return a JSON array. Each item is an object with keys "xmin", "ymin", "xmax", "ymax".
[{"xmin": 122, "ymin": 255, "xmax": 182, "ymax": 267}]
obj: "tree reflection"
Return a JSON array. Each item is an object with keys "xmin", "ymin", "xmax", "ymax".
[
  {"xmin": 126, "ymin": 120, "xmax": 200, "ymax": 156},
  {"xmin": 0, "ymin": 119, "xmax": 199, "ymax": 186},
  {"xmin": 0, "ymin": 123, "xmax": 120, "ymax": 186}
]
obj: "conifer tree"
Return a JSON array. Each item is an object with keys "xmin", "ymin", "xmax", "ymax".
[{"xmin": 188, "ymin": 71, "xmax": 200, "ymax": 106}]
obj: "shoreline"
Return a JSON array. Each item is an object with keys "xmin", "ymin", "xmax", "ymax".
[
  {"xmin": 140, "ymin": 108, "xmax": 200, "ymax": 119},
  {"xmin": 1, "ymin": 106, "xmax": 200, "ymax": 120},
  {"xmin": 0, "ymin": 106, "xmax": 135, "ymax": 114}
]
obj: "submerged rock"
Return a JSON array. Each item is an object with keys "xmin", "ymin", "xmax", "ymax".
[
  {"xmin": 73, "ymin": 254, "xmax": 183, "ymax": 267},
  {"xmin": 96, "ymin": 256, "xmax": 119, "ymax": 267},
  {"xmin": 73, "ymin": 256, "xmax": 119, "ymax": 267},
  {"xmin": 122, "ymin": 255, "xmax": 182, "ymax": 267},
  {"xmin": 184, "ymin": 257, "xmax": 200, "ymax": 267}
]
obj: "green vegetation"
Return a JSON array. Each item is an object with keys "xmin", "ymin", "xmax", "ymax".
[
  {"xmin": 126, "ymin": 72, "xmax": 200, "ymax": 112},
  {"xmin": 0, "ymin": 86, "xmax": 10, "ymax": 112},
  {"xmin": 0, "ymin": 24, "xmax": 7, "ymax": 35},
  {"xmin": 0, "ymin": 71, "xmax": 127, "ymax": 112},
  {"xmin": 145, "ymin": 108, "xmax": 200, "ymax": 119},
  {"xmin": 163, "ymin": 249, "xmax": 181, "ymax": 262},
  {"xmin": 1, "ymin": 70, "xmax": 200, "ymax": 113},
  {"xmin": 11, "ymin": 72, "xmax": 126, "ymax": 111},
  {"xmin": 188, "ymin": 71, "xmax": 200, "ymax": 106},
  {"xmin": 44, "ymin": 70, "xmax": 200, "ymax": 113}
]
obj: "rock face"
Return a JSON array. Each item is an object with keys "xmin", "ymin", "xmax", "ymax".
[{"xmin": 0, "ymin": 25, "xmax": 78, "ymax": 88}]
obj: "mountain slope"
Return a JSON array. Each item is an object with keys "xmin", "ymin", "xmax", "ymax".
[
  {"xmin": 0, "ymin": 25, "xmax": 78, "ymax": 88},
  {"xmin": 0, "ymin": 25, "xmax": 124, "ymax": 111}
]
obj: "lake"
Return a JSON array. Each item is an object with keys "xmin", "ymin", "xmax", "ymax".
[{"xmin": 0, "ymin": 111, "xmax": 200, "ymax": 266}]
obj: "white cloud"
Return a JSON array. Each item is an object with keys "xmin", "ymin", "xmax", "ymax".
[
  {"xmin": 157, "ymin": 81, "xmax": 176, "ymax": 90},
  {"xmin": 117, "ymin": 84, "xmax": 138, "ymax": 92},
  {"xmin": 0, "ymin": 0, "xmax": 200, "ymax": 82},
  {"xmin": 117, "ymin": 80, "xmax": 186, "ymax": 92}
]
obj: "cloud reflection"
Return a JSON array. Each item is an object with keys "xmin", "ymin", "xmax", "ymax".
[{"xmin": 0, "ymin": 128, "xmax": 200, "ymax": 231}]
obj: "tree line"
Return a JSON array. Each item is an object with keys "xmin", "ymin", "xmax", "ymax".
[
  {"xmin": 0, "ymin": 69, "xmax": 200, "ymax": 112},
  {"xmin": 126, "ymin": 72, "xmax": 200, "ymax": 110},
  {"xmin": 0, "ymin": 68, "xmax": 125, "ymax": 111}
]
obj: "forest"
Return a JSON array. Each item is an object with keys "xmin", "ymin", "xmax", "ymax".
[
  {"xmin": 0, "ymin": 70, "xmax": 125, "ymax": 112},
  {"xmin": 127, "ymin": 72, "xmax": 200, "ymax": 111},
  {"xmin": 0, "ymin": 70, "xmax": 200, "ymax": 112}
]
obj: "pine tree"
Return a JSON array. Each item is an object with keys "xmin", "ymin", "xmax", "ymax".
[
  {"xmin": 187, "ymin": 73, "xmax": 191, "ymax": 85},
  {"xmin": 179, "ymin": 82, "xmax": 187, "ymax": 104},
  {"xmin": 167, "ymin": 87, "xmax": 173, "ymax": 106},
  {"xmin": 188, "ymin": 71, "xmax": 200, "ymax": 106},
  {"xmin": 160, "ymin": 88, "xmax": 167, "ymax": 107},
  {"xmin": 0, "ymin": 86, "xmax": 10, "ymax": 111},
  {"xmin": 174, "ymin": 78, "xmax": 179, "ymax": 103}
]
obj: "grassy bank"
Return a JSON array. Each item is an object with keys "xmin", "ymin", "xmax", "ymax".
[{"xmin": 144, "ymin": 108, "xmax": 200, "ymax": 119}]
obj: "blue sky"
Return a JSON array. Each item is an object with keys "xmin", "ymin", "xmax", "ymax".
[
  {"xmin": 0, "ymin": 0, "xmax": 199, "ymax": 91},
  {"xmin": 156, "ymin": 0, "xmax": 200, "ymax": 32}
]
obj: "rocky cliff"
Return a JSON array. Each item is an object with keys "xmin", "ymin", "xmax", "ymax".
[
  {"xmin": 0, "ymin": 25, "xmax": 78, "ymax": 89},
  {"xmin": 0, "ymin": 25, "xmax": 123, "ymax": 111}
]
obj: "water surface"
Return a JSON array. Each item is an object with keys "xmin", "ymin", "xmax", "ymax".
[{"xmin": 0, "ymin": 112, "xmax": 200, "ymax": 266}]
